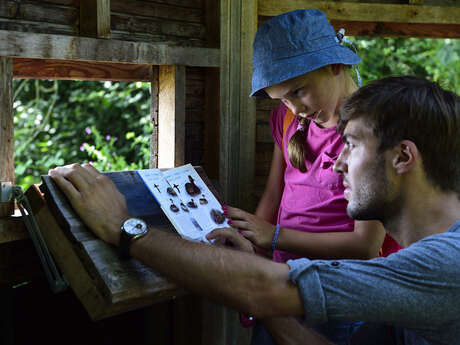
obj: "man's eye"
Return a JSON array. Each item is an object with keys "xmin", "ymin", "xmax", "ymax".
[{"xmin": 346, "ymin": 142, "xmax": 355, "ymax": 149}]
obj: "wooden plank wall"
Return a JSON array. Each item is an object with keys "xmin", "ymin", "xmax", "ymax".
[
  {"xmin": 255, "ymin": 98, "xmax": 280, "ymax": 200},
  {"xmin": 0, "ymin": 0, "xmax": 206, "ymax": 45}
]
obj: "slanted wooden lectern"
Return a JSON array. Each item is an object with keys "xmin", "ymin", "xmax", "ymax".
[{"xmin": 26, "ymin": 167, "xmax": 221, "ymax": 321}]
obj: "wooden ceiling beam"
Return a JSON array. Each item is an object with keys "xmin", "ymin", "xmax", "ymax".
[
  {"xmin": 0, "ymin": 30, "xmax": 220, "ymax": 68},
  {"xmin": 329, "ymin": 20, "xmax": 460, "ymax": 38},
  {"xmin": 13, "ymin": 58, "xmax": 152, "ymax": 81},
  {"xmin": 258, "ymin": 0, "xmax": 460, "ymax": 25}
]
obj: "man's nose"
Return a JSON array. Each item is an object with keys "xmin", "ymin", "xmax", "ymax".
[{"xmin": 333, "ymin": 151, "xmax": 347, "ymax": 174}]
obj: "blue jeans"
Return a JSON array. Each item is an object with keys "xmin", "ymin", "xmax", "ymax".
[{"xmin": 250, "ymin": 320, "xmax": 364, "ymax": 345}]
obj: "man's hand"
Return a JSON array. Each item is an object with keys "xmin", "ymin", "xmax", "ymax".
[
  {"xmin": 224, "ymin": 206, "xmax": 276, "ymax": 250},
  {"xmin": 206, "ymin": 228, "xmax": 255, "ymax": 254},
  {"xmin": 48, "ymin": 163, "xmax": 130, "ymax": 245}
]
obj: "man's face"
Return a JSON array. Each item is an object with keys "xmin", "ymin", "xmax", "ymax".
[{"xmin": 334, "ymin": 117, "xmax": 400, "ymax": 222}]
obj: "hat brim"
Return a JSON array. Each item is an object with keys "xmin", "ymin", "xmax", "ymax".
[{"xmin": 250, "ymin": 45, "xmax": 361, "ymax": 98}]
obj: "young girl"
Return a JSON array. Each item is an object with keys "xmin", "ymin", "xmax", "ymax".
[{"xmin": 208, "ymin": 9, "xmax": 400, "ymax": 345}]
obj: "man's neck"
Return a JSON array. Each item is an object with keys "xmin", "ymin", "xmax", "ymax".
[{"xmin": 386, "ymin": 190, "xmax": 460, "ymax": 248}]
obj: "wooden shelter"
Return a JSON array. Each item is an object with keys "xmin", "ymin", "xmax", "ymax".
[{"xmin": 0, "ymin": 1, "xmax": 459, "ymax": 344}]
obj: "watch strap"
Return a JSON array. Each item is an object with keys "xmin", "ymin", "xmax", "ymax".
[{"xmin": 118, "ymin": 229, "xmax": 133, "ymax": 260}]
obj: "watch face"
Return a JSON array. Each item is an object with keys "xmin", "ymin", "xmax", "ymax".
[{"xmin": 123, "ymin": 218, "xmax": 147, "ymax": 236}]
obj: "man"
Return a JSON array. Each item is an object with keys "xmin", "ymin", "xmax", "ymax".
[{"xmin": 50, "ymin": 76, "xmax": 460, "ymax": 345}]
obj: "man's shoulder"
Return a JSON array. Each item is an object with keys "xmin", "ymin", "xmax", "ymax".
[{"xmin": 447, "ymin": 219, "xmax": 460, "ymax": 233}]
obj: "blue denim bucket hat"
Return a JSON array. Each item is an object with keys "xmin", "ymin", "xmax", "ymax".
[{"xmin": 251, "ymin": 9, "xmax": 361, "ymax": 97}]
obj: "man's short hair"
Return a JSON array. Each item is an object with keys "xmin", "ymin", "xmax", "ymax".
[{"xmin": 338, "ymin": 76, "xmax": 460, "ymax": 198}]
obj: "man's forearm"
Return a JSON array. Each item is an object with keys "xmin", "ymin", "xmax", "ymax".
[
  {"xmin": 263, "ymin": 317, "xmax": 334, "ymax": 345},
  {"xmin": 131, "ymin": 227, "xmax": 304, "ymax": 318}
]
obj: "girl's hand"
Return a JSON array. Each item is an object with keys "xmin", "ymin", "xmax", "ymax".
[
  {"xmin": 224, "ymin": 206, "xmax": 276, "ymax": 250},
  {"xmin": 206, "ymin": 228, "xmax": 255, "ymax": 254}
]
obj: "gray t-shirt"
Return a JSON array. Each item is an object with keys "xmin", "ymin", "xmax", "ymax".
[{"xmin": 288, "ymin": 220, "xmax": 460, "ymax": 345}]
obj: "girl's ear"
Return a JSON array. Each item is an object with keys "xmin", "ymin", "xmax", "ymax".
[{"xmin": 392, "ymin": 140, "xmax": 419, "ymax": 175}]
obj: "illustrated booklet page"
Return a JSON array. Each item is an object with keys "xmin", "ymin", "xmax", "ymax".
[{"xmin": 137, "ymin": 164, "xmax": 228, "ymax": 242}]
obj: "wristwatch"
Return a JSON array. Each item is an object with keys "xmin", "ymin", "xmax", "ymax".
[{"xmin": 118, "ymin": 218, "xmax": 148, "ymax": 259}]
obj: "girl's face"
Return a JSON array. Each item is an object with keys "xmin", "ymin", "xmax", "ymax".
[{"xmin": 264, "ymin": 65, "xmax": 345, "ymax": 128}]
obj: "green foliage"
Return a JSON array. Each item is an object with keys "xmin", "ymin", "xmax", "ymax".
[
  {"xmin": 14, "ymin": 80, "xmax": 151, "ymax": 190},
  {"xmin": 13, "ymin": 37, "xmax": 460, "ymax": 190},
  {"xmin": 351, "ymin": 37, "xmax": 459, "ymax": 92}
]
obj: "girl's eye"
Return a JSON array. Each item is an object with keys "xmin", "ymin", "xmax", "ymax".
[
  {"xmin": 293, "ymin": 86, "xmax": 307, "ymax": 98},
  {"xmin": 294, "ymin": 88, "xmax": 305, "ymax": 98}
]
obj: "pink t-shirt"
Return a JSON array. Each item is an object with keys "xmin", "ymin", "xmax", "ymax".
[{"xmin": 270, "ymin": 103, "xmax": 354, "ymax": 263}]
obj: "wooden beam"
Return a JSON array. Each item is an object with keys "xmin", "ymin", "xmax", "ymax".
[
  {"xmin": 158, "ymin": 65, "xmax": 186, "ymax": 168},
  {"xmin": 203, "ymin": 69, "xmax": 220, "ymax": 180},
  {"xmin": 150, "ymin": 66, "xmax": 159, "ymax": 169},
  {"xmin": 220, "ymin": 0, "xmax": 257, "ymax": 209},
  {"xmin": 258, "ymin": 1, "xmax": 460, "ymax": 25},
  {"xmin": 0, "ymin": 57, "xmax": 14, "ymax": 217},
  {"xmin": 0, "ymin": 30, "xmax": 220, "ymax": 68},
  {"xmin": 80, "ymin": 0, "xmax": 111, "ymax": 39},
  {"xmin": 13, "ymin": 58, "xmax": 152, "ymax": 81},
  {"xmin": 329, "ymin": 20, "xmax": 460, "ymax": 38},
  {"xmin": 203, "ymin": 0, "xmax": 221, "ymax": 180},
  {"xmin": 239, "ymin": 0, "xmax": 258, "ymax": 211}
]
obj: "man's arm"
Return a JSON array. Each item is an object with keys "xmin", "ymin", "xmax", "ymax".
[
  {"xmin": 49, "ymin": 163, "xmax": 304, "ymax": 318},
  {"xmin": 263, "ymin": 317, "xmax": 334, "ymax": 345}
]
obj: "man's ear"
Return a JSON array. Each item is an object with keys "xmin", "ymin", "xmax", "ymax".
[{"xmin": 392, "ymin": 140, "xmax": 419, "ymax": 174}]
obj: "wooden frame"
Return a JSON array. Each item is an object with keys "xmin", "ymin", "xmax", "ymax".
[
  {"xmin": 220, "ymin": 0, "xmax": 258, "ymax": 209},
  {"xmin": 158, "ymin": 65, "xmax": 186, "ymax": 168},
  {"xmin": 0, "ymin": 57, "xmax": 14, "ymax": 217},
  {"xmin": 0, "ymin": 14, "xmax": 218, "ymax": 288}
]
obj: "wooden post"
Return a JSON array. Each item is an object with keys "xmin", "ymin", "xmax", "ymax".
[
  {"xmin": 149, "ymin": 66, "xmax": 159, "ymax": 169},
  {"xmin": 220, "ymin": 0, "xmax": 257, "ymax": 209},
  {"xmin": 203, "ymin": 0, "xmax": 221, "ymax": 180},
  {"xmin": 80, "ymin": 0, "xmax": 111, "ymax": 39},
  {"xmin": 158, "ymin": 65, "xmax": 186, "ymax": 168},
  {"xmin": 0, "ymin": 57, "xmax": 14, "ymax": 217}
]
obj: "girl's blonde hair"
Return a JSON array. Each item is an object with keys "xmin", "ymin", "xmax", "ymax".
[{"xmin": 287, "ymin": 117, "xmax": 310, "ymax": 172}]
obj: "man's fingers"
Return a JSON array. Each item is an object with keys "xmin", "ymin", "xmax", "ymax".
[
  {"xmin": 240, "ymin": 230, "xmax": 255, "ymax": 242},
  {"xmin": 82, "ymin": 163, "xmax": 102, "ymax": 178},
  {"xmin": 206, "ymin": 227, "xmax": 235, "ymax": 240},
  {"xmin": 49, "ymin": 164, "xmax": 94, "ymax": 192},
  {"xmin": 49, "ymin": 171, "xmax": 81, "ymax": 202}
]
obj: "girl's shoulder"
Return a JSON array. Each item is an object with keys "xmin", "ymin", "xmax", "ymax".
[
  {"xmin": 270, "ymin": 102, "xmax": 289, "ymax": 121},
  {"xmin": 270, "ymin": 102, "xmax": 293, "ymax": 148}
]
